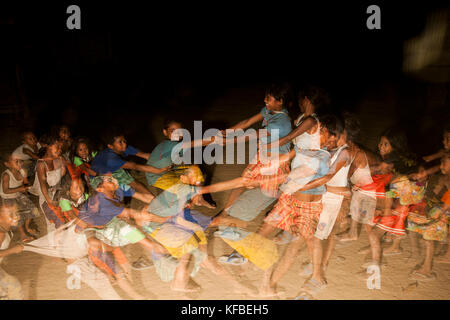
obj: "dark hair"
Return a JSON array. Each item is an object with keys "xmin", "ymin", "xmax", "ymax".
[
  {"xmin": 37, "ymin": 135, "xmax": 61, "ymax": 158},
  {"xmin": 297, "ymin": 85, "xmax": 330, "ymax": 114},
  {"xmin": 1, "ymin": 150, "xmax": 14, "ymax": 164},
  {"xmin": 101, "ymin": 127, "xmax": 126, "ymax": 146},
  {"xmin": 50, "ymin": 124, "xmax": 70, "ymax": 138},
  {"xmin": 343, "ymin": 112, "xmax": 361, "ymax": 143},
  {"xmin": 70, "ymin": 137, "xmax": 94, "ymax": 163},
  {"xmin": 380, "ymin": 128, "xmax": 410, "ymax": 155},
  {"xmin": 444, "ymin": 123, "xmax": 450, "ymax": 134},
  {"xmin": 265, "ymin": 83, "xmax": 291, "ymax": 106},
  {"xmin": 163, "ymin": 118, "xmax": 183, "ymax": 130},
  {"xmin": 319, "ymin": 114, "xmax": 344, "ymax": 138}
]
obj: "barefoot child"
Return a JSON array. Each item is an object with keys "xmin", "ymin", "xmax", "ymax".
[
  {"xmin": 0, "ymin": 151, "xmax": 39, "ymax": 242},
  {"xmin": 0, "ymin": 199, "xmax": 24, "ymax": 300},
  {"xmin": 406, "ymin": 153, "xmax": 450, "ymax": 280},
  {"xmin": 91, "ymin": 128, "xmax": 170, "ymax": 196}
]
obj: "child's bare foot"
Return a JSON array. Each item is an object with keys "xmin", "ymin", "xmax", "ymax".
[
  {"xmin": 409, "ymin": 268, "xmax": 436, "ymax": 281},
  {"xmin": 383, "ymin": 246, "xmax": 403, "ymax": 256},
  {"xmin": 338, "ymin": 232, "xmax": 358, "ymax": 242},
  {"xmin": 257, "ymin": 285, "xmax": 281, "ymax": 298},
  {"xmin": 357, "ymin": 246, "xmax": 371, "ymax": 255},
  {"xmin": 171, "ymin": 281, "xmax": 202, "ymax": 293}
]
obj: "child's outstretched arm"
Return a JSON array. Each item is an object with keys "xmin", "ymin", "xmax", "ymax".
[
  {"xmin": 297, "ymin": 158, "xmax": 348, "ymax": 192},
  {"xmin": 135, "ymin": 151, "xmax": 150, "ymax": 160},
  {"xmin": 228, "ymin": 113, "xmax": 263, "ymax": 131},
  {"xmin": 0, "ymin": 233, "xmax": 23, "ymax": 257},
  {"xmin": 23, "ymin": 148, "xmax": 39, "ymax": 160},
  {"xmin": 121, "ymin": 161, "xmax": 171, "ymax": 174},
  {"xmin": 423, "ymin": 150, "xmax": 445, "ymax": 163},
  {"xmin": 265, "ymin": 116, "xmax": 316, "ymax": 149}
]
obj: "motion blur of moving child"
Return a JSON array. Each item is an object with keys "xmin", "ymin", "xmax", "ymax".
[
  {"xmin": 145, "ymin": 119, "xmax": 215, "ymax": 208},
  {"xmin": 0, "ymin": 199, "xmax": 24, "ymax": 300},
  {"xmin": 52, "ymin": 125, "xmax": 73, "ymax": 161},
  {"xmin": 0, "ymin": 151, "xmax": 40, "ymax": 242},
  {"xmin": 406, "ymin": 153, "xmax": 450, "ymax": 281},
  {"xmin": 12, "ymin": 131, "xmax": 42, "ymax": 179},
  {"xmin": 91, "ymin": 128, "xmax": 171, "ymax": 197}
]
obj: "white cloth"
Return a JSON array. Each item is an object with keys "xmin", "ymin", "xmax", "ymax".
[
  {"xmin": 314, "ymin": 192, "xmax": 344, "ymax": 240},
  {"xmin": 292, "ymin": 114, "xmax": 320, "ymax": 150},
  {"xmin": 0, "ymin": 229, "xmax": 12, "ymax": 264},
  {"xmin": 12, "ymin": 143, "xmax": 41, "ymax": 161}
]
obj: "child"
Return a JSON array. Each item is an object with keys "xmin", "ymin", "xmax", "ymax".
[
  {"xmin": 90, "ymin": 128, "xmax": 170, "ymax": 196},
  {"xmin": 145, "ymin": 119, "xmax": 215, "ymax": 208},
  {"xmin": 28, "ymin": 136, "xmax": 66, "ymax": 232},
  {"xmin": 0, "ymin": 199, "xmax": 24, "ymax": 300},
  {"xmin": 406, "ymin": 153, "xmax": 450, "ymax": 280},
  {"xmin": 52, "ymin": 125, "xmax": 73, "ymax": 161},
  {"xmin": 12, "ymin": 131, "xmax": 42, "ymax": 179},
  {"xmin": 67, "ymin": 137, "xmax": 98, "ymax": 182},
  {"xmin": 0, "ymin": 151, "xmax": 39, "ymax": 242},
  {"xmin": 257, "ymin": 114, "xmax": 342, "ymax": 297}
]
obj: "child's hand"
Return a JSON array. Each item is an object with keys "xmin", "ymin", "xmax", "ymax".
[
  {"xmin": 21, "ymin": 185, "xmax": 30, "ymax": 193},
  {"xmin": 158, "ymin": 166, "xmax": 172, "ymax": 174}
]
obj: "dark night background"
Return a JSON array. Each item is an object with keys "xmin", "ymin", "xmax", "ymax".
[{"xmin": 1, "ymin": 1, "xmax": 449, "ymax": 158}]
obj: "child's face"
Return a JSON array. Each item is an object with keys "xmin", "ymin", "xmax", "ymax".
[
  {"xmin": 443, "ymin": 131, "xmax": 450, "ymax": 151},
  {"xmin": 59, "ymin": 127, "xmax": 71, "ymax": 141},
  {"xmin": 319, "ymin": 127, "xmax": 334, "ymax": 149},
  {"xmin": 47, "ymin": 142, "xmax": 62, "ymax": 158},
  {"xmin": 23, "ymin": 133, "xmax": 37, "ymax": 147},
  {"xmin": 163, "ymin": 122, "xmax": 182, "ymax": 141},
  {"xmin": 378, "ymin": 136, "xmax": 393, "ymax": 157},
  {"xmin": 70, "ymin": 180, "xmax": 85, "ymax": 201},
  {"xmin": 264, "ymin": 94, "xmax": 283, "ymax": 112},
  {"xmin": 109, "ymin": 136, "xmax": 127, "ymax": 153},
  {"xmin": 440, "ymin": 157, "xmax": 450, "ymax": 175},
  {"xmin": 298, "ymin": 96, "xmax": 314, "ymax": 114},
  {"xmin": 76, "ymin": 143, "xmax": 90, "ymax": 159},
  {"xmin": 0, "ymin": 204, "xmax": 19, "ymax": 228},
  {"xmin": 5, "ymin": 155, "xmax": 22, "ymax": 171},
  {"xmin": 98, "ymin": 179, "xmax": 119, "ymax": 193}
]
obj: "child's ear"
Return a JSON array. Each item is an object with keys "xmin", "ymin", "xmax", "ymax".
[
  {"xmin": 107, "ymin": 144, "xmax": 113, "ymax": 149},
  {"xmin": 163, "ymin": 129, "xmax": 168, "ymax": 137}
]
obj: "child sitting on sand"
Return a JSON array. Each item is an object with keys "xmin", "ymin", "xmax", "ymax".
[
  {"xmin": 0, "ymin": 199, "xmax": 24, "ymax": 300},
  {"xmin": 0, "ymin": 151, "xmax": 40, "ymax": 242},
  {"xmin": 91, "ymin": 128, "xmax": 170, "ymax": 196}
]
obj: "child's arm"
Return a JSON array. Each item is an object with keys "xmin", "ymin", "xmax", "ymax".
[
  {"xmin": 2, "ymin": 174, "xmax": 28, "ymax": 194},
  {"xmin": 228, "ymin": 113, "xmax": 264, "ymax": 131},
  {"xmin": 132, "ymin": 192, "xmax": 154, "ymax": 204},
  {"xmin": 121, "ymin": 161, "xmax": 171, "ymax": 174},
  {"xmin": 120, "ymin": 207, "xmax": 171, "ymax": 224},
  {"xmin": 23, "ymin": 148, "xmax": 39, "ymax": 160},
  {"xmin": 423, "ymin": 150, "xmax": 445, "ymax": 163},
  {"xmin": 297, "ymin": 158, "xmax": 348, "ymax": 192},
  {"xmin": 0, "ymin": 233, "xmax": 23, "ymax": 257},
  {"xmin": 265, "ymin": 116, "xmax": 317, "ymax": 149},
  {"xmin": 79, "ymin": 163, "xmax": 97, "ymax": 177},
  {"xmin": 135, "ymin": 151, "xmax": 150, "ymax": 160}
]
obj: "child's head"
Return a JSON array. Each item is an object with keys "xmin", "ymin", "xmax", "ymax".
[
  {"xmin": 440, "ymin": 153, "xmax": 450, "ymax": 175},
  {"xmin": 42, "ymin": 136, "xmax": 62, "ymax": 159},
  {"xmin": 297, "ymin": 86, "xmax": 330, "ymax": 115},
  {"xmin": 264, "ymin": 83, "xmax": 290, "ymax": 112},
  {"xmin": 163, "ymin": 119, "xmax": 183, "ymax": 141},
  {"xmin": 443, "ymin": 125, "xmax": 450, "ymax": 151},
  {"xmin": 378, "ymin": 128, "xmax": 409, "ymax": 158},
  {"xmin": 72, "ymin": 137, "xmax": 92, "ymax": 161},
  {"xmin": 91, "ymin": 175, "xmax": 119, "ymax": 194},
  {"xmin": 22, "ymin": 131, "xmax": 38, "ymax": 147},
  {"xmin": 3, "ymin": 152, "xmax": 22, "ymax": 172},
  {"xmin": 318, "ymin": 114, "xmax": 344, "ymax": 150},
  {"xmin": 58, "ymin": 125, "xmax": 71, "ymax": 141},
  {"xmin": 69, "ymin": 178, "xmax": 85, "ymax": 201},
  {"xmin": 343, "ymin": 112, "xmax": 361, "ymax": 145},
  {"xmin": 175, "ymin": 166, "xmax": 204, "ymax": 186},
  {"xmin": 103, "ymin": 128, "xmax": 127, "ymax": 154},
  {"xmin": 0, "ymin": 199, "xmax": 19, "ymax": 228}
]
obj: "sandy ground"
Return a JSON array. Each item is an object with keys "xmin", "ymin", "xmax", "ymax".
[{"xmin": 1, "ymin": 85, "xmax": 449, "ymax": 300}]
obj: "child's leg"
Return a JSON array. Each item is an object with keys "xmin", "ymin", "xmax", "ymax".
[
  {"xmin": 114, "ymin": 273, "xmax": 146, "ymax": 300},
  {"xmin": 171, "ymin": 253, "xmax": 194, "ymax": 291},
  {"xmin": 339, "ymin": 220, "xmax": 359, "ymax": 241},
  {"xmin": 383, "ymin": 235, "xmax": 403, "ymax": 255},
  {"xmin": 0, "ymin": 267, "xmax": 24, "ymax": 300},
  {"xmin": 209, "ymin": 214, "xmax": 248, "ymax": 229},
  {"xmin": 256, "ymin": 222, "xmax": 278, "ymax": 239},
  {"xmin": 310, "ymin": 237, "xmax": 325, "ymax": 284},
  {"xmin": 415, "ymin": 240, "xmax": 434, "ymax": 275},
  {"xmin": 137, "ymin": 238, "xmax": 168, "ymax": 255},
  {"xmin": 129, "ymin": 180, "xmax": 152, "ymax": 195},
  {"xmin": 408, "ymin": 231, "xmax": 422, "ymax": 258},
  {"xmin": 367, "ymin": 227, "xmax": 385, "ymax": 265}
]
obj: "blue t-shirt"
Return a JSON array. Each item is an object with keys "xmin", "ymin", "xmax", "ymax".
[
  {"xmin": 260, "ymin": 107, "xmax": 292, "ymax": 154},
  {"xmin": 91, "ymin": 145, "xmax": 139, "ymax": 175},
  {"xmin": 145, "ymin": 140, "xmax": 180, "ymax": 186},
  {"xmin": 78, "ymin": 187, "xmax": 135, "ymax": 226}
]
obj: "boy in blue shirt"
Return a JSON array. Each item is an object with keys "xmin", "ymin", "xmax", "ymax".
[{"xmin": 91, "ymin": 129, "xmax": 170, "ymax": 197}]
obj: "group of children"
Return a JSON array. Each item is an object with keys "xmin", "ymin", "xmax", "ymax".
[{"xmin": 0, "ymin": 85, "xmax": 449, "ymax": 300}]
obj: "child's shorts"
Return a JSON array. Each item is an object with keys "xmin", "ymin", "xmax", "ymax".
[{"xmin": 91, "ymin": 217, "xmax": 145, "ymax": 247}]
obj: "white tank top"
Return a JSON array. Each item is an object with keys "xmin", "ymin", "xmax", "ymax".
[
  {"xmin": 0, "ymin": 228, "xmax": 12, "ymax": 264},
  {"xmin": 30, "ymin": 158, "xmax": 63, "ymax": 206},
  {"xmin": 350, "ymin": 152, "xmax": 373, "ymax": 186},
  {"xmin": 327, "ymin": 144, "xmax": 352, "ymax": 187},
  {"xmin": 12, "ymin": 143, "xmax": 41, "ymax": 161},
  {"xmin": 0, "ymin": 169, "xmax": 26, "ymax": 199},
  {"xmin": 292, "ymin": 114, "xmax": 320, "ymax": 150}
]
